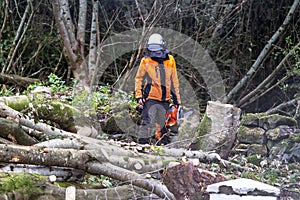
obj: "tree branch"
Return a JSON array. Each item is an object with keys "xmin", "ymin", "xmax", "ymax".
[
  {"xmin": 238, "ymin": 41, "xmax": 300, "ymax": 107},
  {"xmin": 266, "ymin": 97, "xmax": 300, "ymax": 114},
  {"xmin": 223, "ymin": 0, "xmax": 300, "ymax": 103},
  {"xmin": 0, "ymin": 0, "xmax": 9, "ymax": 41}
]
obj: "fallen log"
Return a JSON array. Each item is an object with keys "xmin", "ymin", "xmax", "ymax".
[
  {"xmin": 0, "ymin": 118, "xmax": 38, "ymax": 145},
  {"xmin": 0, "ymin": 73, "xmax": 39, "ymax": 88},
  {"xmin": 0, "ymin": 172, "xmax": 153, "ymax": 200},
  {"xmin": 0, "ymin": 144, "xmax": 175, "ymax": 199},
  {"xmin": 0, "ymin": 97, "xmax": 98, "ymax": 137},
  {"xmin": 0, "ymin": 164, "xmax": 85, "ymax": 182}
]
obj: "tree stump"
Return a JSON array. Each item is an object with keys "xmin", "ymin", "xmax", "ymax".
[
  {"xmin": 194, "ymin": 101, "xmax": 241, "ymax": 158},
  {"xmin": 162, "ymin": 162, "xmax": 227, "ymax": 200}
]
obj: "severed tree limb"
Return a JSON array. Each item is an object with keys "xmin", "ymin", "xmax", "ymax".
[
  {"xmin": 0, "ymin": 73, "xmax": 39, "ymax": 88},
  {"xmin": 3, "ymin": 184, "xmax": 153, "ymax": 200},
  {"xmin": 266, "ymin": 97, "xmax": 300, "ymax": 115},
  {"xmin": 223, "ymin": 0, "xmax": 300, "ymax": 103},
  {"xmin": 0, "ymin": 96, "xmax": 98, "ymax": 137},
  {"xmin": 0, "ymin": 144, "xmax": 175, "ymax": 199},
  {"xmin": 0, "ymin": 102, "xmax": 98, "ymax": 139},
  {"xmin": 0, "ymin": 118, "xmax": 38, "ymax": 145},
  {"xmin": 0, "ymin": 102, "xmax": 249, "ymax": 199},
  {"xmin": 44, "ymin": 184, "xmax": 154, "ymax": 200},
  {"xmin": 0, "ymin": 172, "xmax": 152, "ymax": 200},
  {"xmin": 0, "ymin": 137, "xmax": 14, "ymax": 144},
  {"xmin": 88, "ymin": 161, "xmax": 175, "ymax": 200}
]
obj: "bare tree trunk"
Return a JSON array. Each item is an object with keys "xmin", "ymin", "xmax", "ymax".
[
  {"xmin": 88, "ymin": 0, "xmax": 99, "ymax": 87},
  {"xmin": 77, "ymin": 0, "xmax": 87, "ymax": 58},
  {"xmin": 52, "ymin": 0, "xmax": 90, "ymax": 89},
  {"xmin": 223, "ymin": 0, "xmax": 300, "ymax": 103},
  {"xmin": 51, "ymin": 0, "xmax": 105, "ymax": 91}
]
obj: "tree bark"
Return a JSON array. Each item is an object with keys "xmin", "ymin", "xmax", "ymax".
[
  {"xmin": 0, "ymin": 118, "xmax": 37, "ymax": 145},
  {"xmin": 163, "ymin": 162, "xmax": 227, "ymax": 200}
]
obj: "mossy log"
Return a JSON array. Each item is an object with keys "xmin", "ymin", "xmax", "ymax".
[
  {"xmin": 0, "ymin": 172, "xmax": 150, "ymax": 200},
  {"xmin": 0, "ymin": 96, "xmax": 98, "ymax": 137}
]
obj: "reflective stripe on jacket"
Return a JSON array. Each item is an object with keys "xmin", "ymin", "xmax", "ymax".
[{"xmin": 135, "ymin": 54, "xmax": 181, "ymax": 104}]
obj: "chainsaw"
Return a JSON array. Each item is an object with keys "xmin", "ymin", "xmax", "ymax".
[{"xmin": 155, "ymin": 105, "xmax": 194, "ymax": 142}]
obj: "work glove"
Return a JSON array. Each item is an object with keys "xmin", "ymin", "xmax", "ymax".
[{"xmin": 136, "ymin": 98, "xmax": 145, "ymax": 106}]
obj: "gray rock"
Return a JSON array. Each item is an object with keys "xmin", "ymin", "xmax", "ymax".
[
  {"xmin": 237, "ymin": 126, "xmax": 265, "ymax": 144},
  {"xmin": 207, "ymin": 178, "xmax": 280, "ymax": 199},
  {"xmin": 259, "ymin": 115, "xmax": 297, "ymax": 130},
  {"xmin": 248, "ymin": 144, "xmax": 268, "ymax": 156},
  {"xmin": 266, "ymin": 125, "xmax": 293, "ymax": 141}
]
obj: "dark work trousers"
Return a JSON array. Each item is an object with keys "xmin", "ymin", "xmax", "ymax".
[{"xmin": 138, "ymin": 99, "xmax": 169, "ymax": 141}]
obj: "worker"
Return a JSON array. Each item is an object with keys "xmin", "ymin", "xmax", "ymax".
[{"xmin": 135, "ymin": 33, "xmax": 181, "ymax": 144}]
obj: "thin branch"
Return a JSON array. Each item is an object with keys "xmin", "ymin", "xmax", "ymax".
[
  {"xmin": 240, "ymin": 75, "xmax": 290, "ymax": 109},
  {"xmin": 0, "ymin": 0, "xmax": 9, "ymax": 41},
  {"xmin": 2, "ymin": 2, "xmax": 30, "ymax": 73},
  {"xmin": 266, "ymin": 97, "xmax": 300, "ymax": 114},
  {"xmin": 223, "ymin": 0, "xmax": 300, "ymax": 103},
  {"xmin": 238, "ymin": 41, "xmax": 300, "ymax": 107}
]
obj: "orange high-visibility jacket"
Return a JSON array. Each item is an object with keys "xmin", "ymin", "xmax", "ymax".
[{"xmin": 135, "ymin": 54, "xmax": 181, "ymax": 104}]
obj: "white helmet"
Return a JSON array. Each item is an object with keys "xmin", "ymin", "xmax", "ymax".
[{"xmin": 147, "ymin": 33, "xmax": 166, "ymax": 51}]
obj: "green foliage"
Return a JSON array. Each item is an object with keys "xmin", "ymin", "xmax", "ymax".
[
  {"xmin": 72, "ymin": 85, "xmax": 138, "ymax": 117},
  {"xmin": 241, "ymin": 171, "xmax": 262, "ymax": 182},
  {"xmin": 0, "ymin": 37, "xmax": 13, "ymax": 70},
  {"xmin": 24, "ymin": 73, "xmax": 72, "ymax": 94},
  {"xmin": 280, "ymin": 36, "xmax": 300, "ymax": 97},
  {"xmin": 246, "ymin": 154, "xmax": 263, "ymax": 166},
  {"xmin": 47, "ymin": 73, "xmax": 71, "ymax": 92},
  {"xmin": 72, "ymin": 86, "xmax": 112, "ymax": 116},
  {"xmin": 0, "ymin": 173, "xmax": 43, "ymax": 196},
  {"xmin": 285, "ymin": 36, "xmax": 300, "ymax": 74},
  {"xmin": 0, "ymin": 87, "xmax": 14, "ymax": 96},
  {"xmin": 83, "ymin": 174, "xmax": 113, "ymax": 188},
  {"xmin": 259, "ymin": 168, "xmax": 281, "ymax": 185},
  {"xmin": 289, "ymin": 173, "xmax": 300, "ymax": 183}
]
